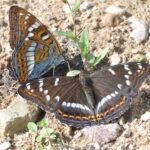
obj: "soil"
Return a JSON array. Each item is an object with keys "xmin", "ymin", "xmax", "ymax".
[{"xmin": 0, "ymin": 0, "xmax": 150, "ymax": 150}]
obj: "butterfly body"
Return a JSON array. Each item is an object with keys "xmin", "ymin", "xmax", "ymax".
[
  {"xmin": 18, "ymin": 62, "xmax": 150, "ymax": 128},
  {"xmin": 9, "ymin": 6, "xmax": 64, "ymax": 83}
]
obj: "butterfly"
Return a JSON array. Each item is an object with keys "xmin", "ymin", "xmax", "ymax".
[
  {"xmin": 8, "ymin": 6, "xmax": 64, "ymax": 83},
  {"xmin": 18, "ymin": 62, "xmax": 150, "ymax": 128}
]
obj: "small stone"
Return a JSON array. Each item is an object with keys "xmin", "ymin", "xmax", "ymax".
[
  {"xmin": 122, "ymin": 128, "xmax": 132, "ymax": 138},
  {"xmin": 102, "ymin": 13, "xmax": 121, "ymax": 27},
  {"xmin": 0, "ymin": 95, "xmax": 41, "ymax": 136},
  {"xmin": 0, "ymin": 141, "xmax": 11, "ymax": 150},
  {"xmin": 128, "ymin": 144, "xmax": 136, "ymax": 150},
  {"xmin": 141, "ymin": 112, "xmax": 150, "ymax": 121},
  {"xmin": 82, "ymin": 123, "xmax": 122, "ymax": 144},
  {"xmin": 88, "ymin": 142, "xmax": 101, "ymax": 150},
  {"xmin": 109, "ymin": 52, "xmax": 121, "ymax": 65},
  {"xmin": 67, "ymin": 0, "xmax": 76, "ymax": 4},
  {"xmin": 73, "ymin": 132, "xmax": 82, "ymax": 139},
  {"xmin": 128, "ymin": 17, "xmax": 149, "ymax": 43},
  {"xmin": 118, "ymin": 145, "xmax": 127, "ymax": 150},
  {"xmin": 80, "ymin": 1, "xmax": 93, "ymax": 10},
  {"xmin": 105, "ymin": 5, "xmax": 125, "ymax": 15},
  {"xmin": 62, "ymin": 5, "xmax": 71, "ymax": 14}
]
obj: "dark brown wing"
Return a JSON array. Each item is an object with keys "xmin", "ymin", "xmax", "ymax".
[
  {"xmin": 18, "ymin": 76, "xmax": 96, "ymax": 128},
  {"xmin": 90, "ymin": 62, "xmax": 150, "ymax": 123}
]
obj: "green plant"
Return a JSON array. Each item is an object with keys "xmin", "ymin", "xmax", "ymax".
[
  {"xmin": 27, "ymin": 119, "xmax": 61, "ymax": 150},
  {"xmin": 55, "ymin": 0, "xmax": 109, "ymax": 72}
]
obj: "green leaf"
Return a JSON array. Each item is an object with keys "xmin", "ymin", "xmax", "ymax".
[
  {"xmin": 55, "ymin": 30, "xmax": 76, "ymax": 40},
  {"xmin": 50, "ymin": 134, "xmax": 57, "ymax": 140},
  {"xmin": 40, "ymin": 128, "xmax": 54, "ymax": 136},
  {"xmin": 37, "ymin": 143, "xmax": 45, "ymax": 150},
  {"xmin": 71, "ymin": 1, "xmax": 84, "ymax": 13},
  {"xmin": 66, "ymin": 70, "xmax": 81, "ymax": 77},
  {"xmin": 36, "ymin": 135, "xmax": 44, "ymax": 142},
  {"xmin": 93, "ymin": 47, "xmax": 109, "ymax": 66},
  {"xmin": 27, "ymin": 122, "xmax": 37, "ymax": 133},
  {"xmin": 37, "ymin": 119, "xmax": 49, "ymax": 127},
  {"xmin": 79, "ymin": 29, "xmax": 89, "ymax": 56},
  {"xmin": 86, "ymin": 53, "xmax": 95, "ymax": 65}
]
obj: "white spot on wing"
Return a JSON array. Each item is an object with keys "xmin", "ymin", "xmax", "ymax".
[
  {"xmin": 28, "ymin": 26, "xmax": 34, "ymax": 32},
  {"xmin": 26, "ymin": 83, "xmax": 31, "ymax": 90},
  {"xmin": 25, "ymin": 15, "xmax": 30, "ymax": 20},
  {"xmin": 28, "ymin": 47, "xmax": 35, "ymax": 52},
  {"xmin": 128, "ymin": 71, "xmax": 132, "ymax": 75},
  {"xmin": 137, "ymin": 63, "xmax": 142, "ymax": 69},
  {"xmin": 115, "ymin": 91, "xmax": 118, "ymax": 95},
  {"xmin": 71, "ymin": 103, "xmax": 76, "ymax": 108},
  {"xmin": 54, "ymin": 78, "xmax": 59, "ymax": 86},
  {"xmin": 30, "ymin": 89, "xmax": 34, "ymax": 93},
  {"xmin": 35, "ymin": 22, "xmax": 41, "ymax": 27},
  {"xmin": 25, "ymin": 51, "xmax": 35, "ymax": 57},
  {"xmin": 27, "ymin": 32, "xmax": 34, "ymax": 37},
  {"xmin": 62, "ymin": 101, "xmax": 67, "ymax": 107},
  {"xmin": 55, "ymin": 96, "xmax": 60, "ymax": 102},
  {"xmin": 39, "ymin": 87, "xmax": 43, "ymax": 92},
  {"xmin": 31, "ymin": 24, "xmax": 39, "ymax": 29},
  {"xmin": 117, "ymin": 84, "xmax": 122, "ymax": 89},
  {"xmin": 124, "ymin": 64, "xmax": 130, "ymax": 71},
  {"xmin": 39, "ymin": 82, "xmax": 44, "ymax": 87},
  {"xmin": 124, "ymin": 74, "xmax": 129, "ymax": 79},
  {"xmin": 19, "ymin": 13, "xmax": 24, "ymax": 16},
  {"xmin": 44, "ymin": 90, "xmax": 48, "ymax": 95},
  {"xmin": 46, "ymin": 95, "xmax": 50, "ymax": 101},
  {"xmin": 108, "ymin": 68, "xmax": 116, "ymax": 75},
  {"xmin": 27, "ymin": 63, "xmax": 34, "ymax": 72},
  {"xmin": 126, "ymin": 80, "xmax": 131, "ymax": 86},
  {"xmin": 25, "ymin": 37, "xmax": 29, "ymax": 41},
  {"xmin": 137, "ymin": 70, "xmax": 141, "ymax": 72},
  {"xmin": 30, "ymin": 42, "xmax": 37, "ymax": 47},
  {"xmin": 42, "ymin": 34, "xmax": 50, "ymax": 40}
]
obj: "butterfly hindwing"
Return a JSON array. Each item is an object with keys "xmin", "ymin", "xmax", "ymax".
[{"xmin": 9, "ymin": 6, "xmax": 64, "ymax": 83}]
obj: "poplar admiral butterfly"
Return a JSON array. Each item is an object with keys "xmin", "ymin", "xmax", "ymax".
[
  {"xmin": 18, "ymin": 62, "xmax": 150, "ymax": 128},
  {"xmin": 8, "ymin": 6, "xmax": 64, "ymax": 83}
]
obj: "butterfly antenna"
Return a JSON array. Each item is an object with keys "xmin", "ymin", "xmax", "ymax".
[{"xmin": 52, "ymin": 65, "xmax": 56, "ymax": 77}]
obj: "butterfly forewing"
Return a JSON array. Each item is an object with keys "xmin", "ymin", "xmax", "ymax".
[{"xmin": 9, "ymin": 6, "xmax": 64, "ymax": 83}]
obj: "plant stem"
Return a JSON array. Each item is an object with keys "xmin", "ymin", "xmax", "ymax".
[{"xmin": 66, "ymin": 0, "xmax": 77, "ymax": 38}]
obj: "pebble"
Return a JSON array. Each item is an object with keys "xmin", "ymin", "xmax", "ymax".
[
  {"xmin": 105, "ymin": 5, "xmax": 125, "ymax": 15},
  {"xmin": 118, "ymin": 145, "xmax": 127, "ymax": 150},
  {"xmin": 109, "ymin": 52, "xmax": 121, "ymax": 65},
  {"xmin": 82, "ymin": 123, "xmax": 122, "ymax": 144},
  {"xmin": 128, "ymin": 144, "xmax": 136, "ymax": 150},
  {"xmin": 67, "ymin": 0, "xmax": 76, "ymax": 4},
  {"xmin": 102, "ymin": 13, "xmax": 121, "ymax": 27},
  {"xmin": 62, "ymin": 5, "xmax": 71, "ymax": 14},
  {"xmin": 0, "ymin": 142, "xmax": 11, "ymax": 150},
  {"xmin": 128, "ymin": 17, "xmax": 149, "ymax": 43},
  {"xmin": 80, "ymin": 1, "xmax": 93, "ymax": 10},
  {"xmin": 88, "ymin": 142, "xmax": 101, "ymax": 150},
  {"xmin": 141, "ymin": 112, "xmax": 150, "ymax": 121},
  {"xmin": 122, "ymin": 128, "xmax": 132, "ymax": 138},
  {"xmin": 73, "ymin": 132, "xmax": 82, "ymax": 139}
]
